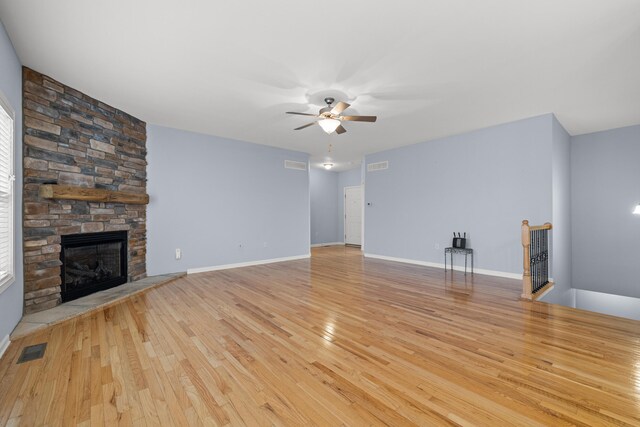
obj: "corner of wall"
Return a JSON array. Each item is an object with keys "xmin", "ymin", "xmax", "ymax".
[{"xmin": 550, "ymin": 112, "xmax": 572, "ymax": 307}]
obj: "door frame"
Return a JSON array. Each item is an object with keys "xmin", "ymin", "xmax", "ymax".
[{"xmin": 343, "ymin": 185, "xmax": 363, "ymax": 246}]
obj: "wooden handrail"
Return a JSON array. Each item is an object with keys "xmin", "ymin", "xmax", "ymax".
[
  {"xmin": 529, "ymin": 223, "xmax": 553, "ymax": 231},
  {"xmin": 521, "ymin": 220, "xmax": 553, "ymax": 300}
]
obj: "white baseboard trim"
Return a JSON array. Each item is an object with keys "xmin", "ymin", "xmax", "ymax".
[
  {"xmin": 0, "ymin": 334, "xmax": 10, "ymax": 360},
  {"xmin": 363, "ymin": 253, "xmax": 522, "ymax": 280},
  {"xmin": 187, "ymin": 254, "xmax": 311, "ymax": 275},
  {"xmin": 310, "ymin": 242, "xmax": 344, "ymax": 248}
]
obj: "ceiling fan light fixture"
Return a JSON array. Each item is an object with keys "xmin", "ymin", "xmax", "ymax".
[
  {"xmin": 286, "ymin": 98, "xmax": 376, "ymax": 134},
  {"xmin": 318, "ymin": 118, "xmax": 341, "ymax": 134},
  {"xmin": 323, "ymin": 163, "xmax": 333, "ymax": 170},
  {"xmin": 633, "ymin": 203, "xmax": 640, "ymax": 215}
]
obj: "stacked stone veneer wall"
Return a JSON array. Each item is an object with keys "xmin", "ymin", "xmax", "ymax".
[{"xmin": 22, "ymin": 68, "xmax": 147, "ymax": 314}]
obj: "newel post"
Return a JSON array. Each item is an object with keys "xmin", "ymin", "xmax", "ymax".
[{"xmin": 521, "ymin": 220, "xmax": 532, "ymax": 300}]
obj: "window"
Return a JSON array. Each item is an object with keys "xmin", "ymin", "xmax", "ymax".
[{"xmin": 0, "ymin": 92, "xmax": 14, "ymax": 292}]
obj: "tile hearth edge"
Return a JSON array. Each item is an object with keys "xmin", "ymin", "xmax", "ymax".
[{"xmin": 10, "ymin": 273, "xmax": 184, "ymax": 340}]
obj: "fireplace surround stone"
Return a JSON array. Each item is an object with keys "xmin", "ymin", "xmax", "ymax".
[{"xmin": 22, "ymin": 68, "xmax": 147, "ymax": 314}]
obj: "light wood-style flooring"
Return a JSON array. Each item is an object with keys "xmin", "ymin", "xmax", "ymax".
[{"xmin": 1, "ymin": 246, "xmax": 639, "ymax": 426}]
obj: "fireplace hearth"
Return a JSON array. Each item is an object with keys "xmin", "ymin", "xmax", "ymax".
[{"xmin": 60, "ymin": 231, "xmax": 128, "ymax": 302}]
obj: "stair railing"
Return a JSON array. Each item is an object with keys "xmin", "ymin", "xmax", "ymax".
[{"xmin": 521, "ymin": 220, "xmax": 554, "ymax": 300}]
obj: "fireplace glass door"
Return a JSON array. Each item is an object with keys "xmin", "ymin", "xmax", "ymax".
[{"xmin": 60, "ymin": 231, "xmax": 128, "ymax": 302}]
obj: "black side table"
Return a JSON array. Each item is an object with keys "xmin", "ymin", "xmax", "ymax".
[{"xmin": 444, "ymin": 247, "xmax": 474, "ymax": 275}]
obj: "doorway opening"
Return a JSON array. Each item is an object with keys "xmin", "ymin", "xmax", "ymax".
[{"xmin": 344, "ymin": 185, "xmax": 362, "ymax": 247}]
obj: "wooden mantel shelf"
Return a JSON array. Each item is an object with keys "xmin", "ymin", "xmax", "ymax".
[{"xmin": 39, "ymin": 184, "xmax": 149, "ymax": 205}]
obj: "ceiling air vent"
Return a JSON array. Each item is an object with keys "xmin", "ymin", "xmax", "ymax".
[
  {"xmin": 367, "ymin": 161, "xmax": 388, "ymax": 172},
  {"xmin": 284, "ymin": 160, "xmax": 307, "ymax": 171}
]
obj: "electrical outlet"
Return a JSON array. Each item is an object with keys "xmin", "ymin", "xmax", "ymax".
[
  {"xmin": 263, "ymin": 242, "xmax": 268, "ymax": 248},
  {"xmin": 434, "ymin": 243, "xmax": 440, "ymax": 250},
  {"xmin": 175, "ymin": 248, "xmax": 181, "ymax": 260}
]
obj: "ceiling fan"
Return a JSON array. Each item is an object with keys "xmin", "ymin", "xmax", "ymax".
[{"xmin": 286, "ymin": 97, "xmax": 377, "ymax": 134}]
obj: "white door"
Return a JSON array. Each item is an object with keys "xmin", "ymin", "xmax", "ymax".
[{"xmin": 344, "ymin": 186, "xmax": 362, "ymax": 246}]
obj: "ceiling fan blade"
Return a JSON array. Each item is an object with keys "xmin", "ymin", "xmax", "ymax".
[
  {"xmin": 335, "ymin": 125, "xmax": 347, "ymax": 134},
  {"xmin": 341, "ymin": 115, "xmax": 377, "ymax": 122},
  {"xmin": 294, "ymin": 122, "xmax": 317, "ymax": 130},
  {"xmin": 330, "ymin": 102, "xmax": 350, "ymax": 115},
  {"xmin": 286, "ymin": 112, "xmax": 319, "ymax": 117}
]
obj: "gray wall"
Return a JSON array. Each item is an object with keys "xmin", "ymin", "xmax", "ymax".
[
  {"xmin": 571, "ymin": 125, "xmax": 640, "ymax": 298},
  {"xmin": 337, "ymin": 168, "xmax": 362, "ymax": 242},
  {"xmin": 0, "ymin": 20, "xmax": 23, "ymax": 340},
  {"xmin": 574, "ymin": 289, "xmax": 640, "ymax": 321},
  {"xmin": 146, "ymin": 125, "xmax": 310, "ymax": 275},
  {"xmin": 310, "ymin": 168, "xmax": 339, "ymax": 244},
  {"xmin": 364, "ymin": 115, "xmax": 554, "ymax": 275},
  {"xmin": 547, "ymin": 116, "xmax": 573, "ymax": 305}
]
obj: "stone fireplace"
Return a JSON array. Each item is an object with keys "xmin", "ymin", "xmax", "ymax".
[{"xmin": 22, "ymin": 68, "xmax": 147, "ymax": 314}]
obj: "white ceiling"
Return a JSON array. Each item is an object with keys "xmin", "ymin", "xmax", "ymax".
[{"xmin": 1, "ymin": 1, "xmax": 639, "ymax": 171}]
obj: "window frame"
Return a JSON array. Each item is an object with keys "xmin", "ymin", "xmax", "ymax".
[{"xmin": 0, "ymin": 90, "xmax": 15, "ymax": 295}]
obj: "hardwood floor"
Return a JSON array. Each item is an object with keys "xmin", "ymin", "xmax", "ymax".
[{"xmin": 1, "ymin": 246, "xmax": 639, "ymax": 426}]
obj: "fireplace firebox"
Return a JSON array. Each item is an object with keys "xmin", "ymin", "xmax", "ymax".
[{"xmin": 60, "ymin": 231, "xmax": 128, "ymax": 302}]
